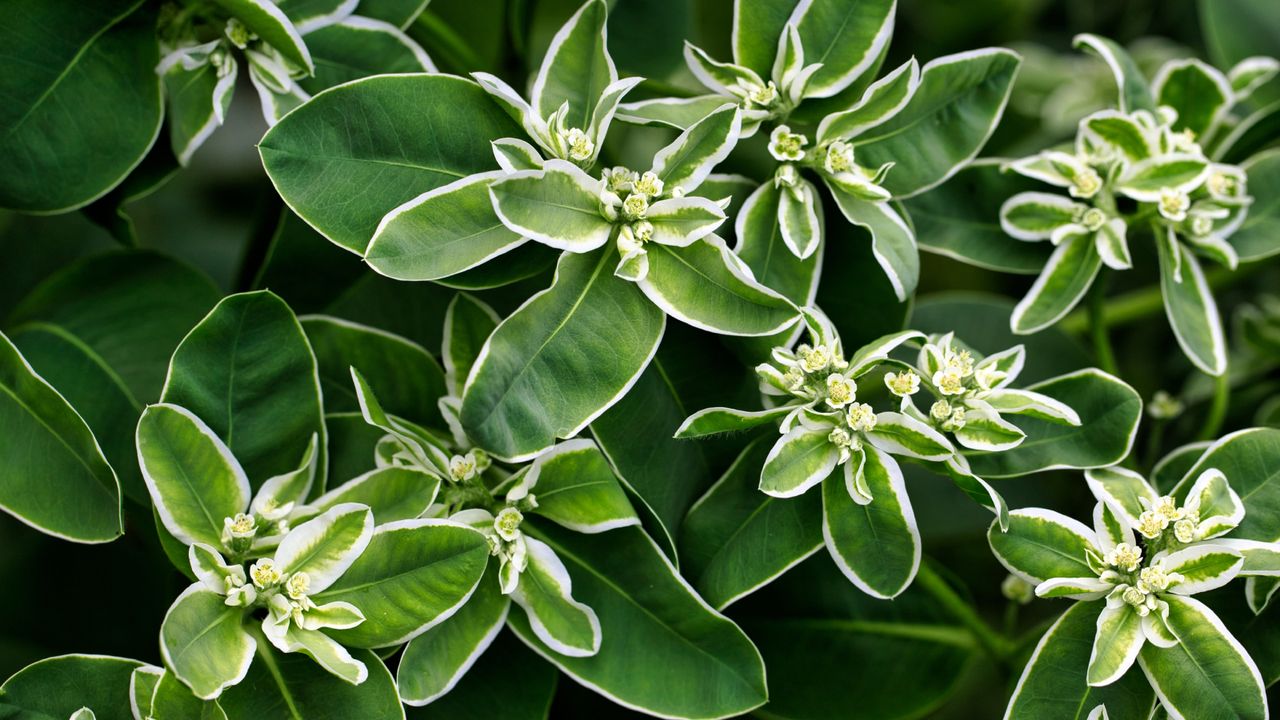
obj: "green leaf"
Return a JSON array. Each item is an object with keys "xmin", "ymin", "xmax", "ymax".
[
  {"xmin": 1170, "ymin": 428, "xmax": 1280, "ymax": 542},
  {"xmin": 967, "ymin": 370, "xmax": 1141, "ymax": 477},
  {"xmin": 508, "ymin": 522, "xmax": 768, "ymax": 718},
  {"xmin": 442, "ymin": 293, "xmax": 500, "ymax": 397},
  {"xmin": 366, "ymin": 173, "xmax": 528, "ymax": 282},
  {"xmin": 1085, "ymin": 466, "xmax": 1157, "ymax": 523},
  {"xmin": 218, "ymin": 639, "xmax": 404, "ymax": 719},
  {"xmin": 761, "ymin": 428, "xmax": 840, "ymax": 498},
  {"xmin": 1234, "ymin": 149, "xmax": 1280, "ymax": 262},
  {"xmin": 397, "ymin": 561, "xmax": 510, "ymax": 705},
  {"xmin": 817, "ymin": 59, "xmax": 920, "ymax": 143},
  {"xmin": 524, "ymin": 439, "xmax": 638, "ymax": 533},
  {"xmin": 734, "ymin": 182, "xmax": 822, "ymax": 327},
  {"xmin": 676, "ymin": 405, "xmax": 793, "ymax": 438},
  {"xmin": 1011, "ymin": 234, "xmax": 1102, "ymax": 334},
  {"xmin": 640, "ymin": 236, "xmax": 799, "ymax": 336},
  {"xmin": 1116, "ymin": 156, "xmax": 1210, "ymax": 201},
  {"xmin": 1005, "ymin": 601, "xmax": 1155, "ymax": 719},
  {"xmin": 1157, "ymin": 236, "xmax": 1226, "ymax": 376},
  {"xmin": 906, "ymin": 162, "xmax": 1055, "ymax": 275},
  {"xmin": 130, "ymin": 666, "xmax": 162, "ymax": 719},
  {"xmin": 1000, "ymin": 192, "xmax": 1084, "ymax": 240},
  {"xmin": 1088, "ymin": 604, "xmax": 1145, "ymax": 686},
  {"xmin": 302, "ymin": 315, "xmax": 445, "ymax": 426},
  {"xmin": 300, "ymin": 17, "xmax": 433, "ymax": 94},
  {"xmin": 1153, "ymin": 59, "xmax": 1231, "ymax": 137},
  {"xmin": 261, "ymin": 74, "xmax": 521, "ymax": 253},
  {"xmin": 732, "ymin": 0, "xmax": 802, "ymax": 77},
  {"xmin": 162, "ymin": 291, "xmax": 327, "ymax": 488},
  {"xmin": 853, "ymin": 49, "xmax": 1020, "ymax": 198},
  {"xmin": 211, "ymin": 0, "xmax": 313, "ymax": 72},
  {"xmin": 681, "ymin": 437, "xmax": 822, "ymax": 610},
  {"xmin": 275, "ymin": 503, "xmax": 373, "ymax": 589},
  {"xmin": 826, "ymin": 188, "xmax": 918, "ymax": 301},
  {"xmin": 1083, "ymin": 111, "xmax": 1154, "ymax": 161},
  {"xmin": 309, "ymin": 467, "xmax": 440, "ymax": 525},
  {"xmin": 461, "ymin": 249, "xmax": 664, "ymax": 461},
  {"xmin": 402, "ymin": 631, "xmax": 555, "ymax": 719},
  {"xmin": 274, "ymin": 0, "xmax": 354, "ymax": 31},
  {"xmin": 651, "ymin": 104, "xmax": 740, "ymax": 193},
  {"xmin": 590, "ymin": 354, "xmax": 715, "ymax": 559},
  {"xmin": 162, "ymin": 54, "xmax": 235, "ymax": 166},
  {"xmin": 160, "ymin": 586, "xmax": 255, "ymax": 700},
  {"xmin": 792, "ymin": 0, "xmax": 895, "ymax": 98},
  {"xmin": 1162, "ymin": 545, "xmax": 1244, "ymax": 593},
  {"xmin": 317, "ymin": 519, "xmax": 490, "ymax": 648},
  {"xmin": 1, "ymin": 655, "xmax": 142, "ymax": 720},
  {"xmin": 531, "ymin": 0, "xmax": 615, "ymax": 129},
  {"xmin": 1073, "ymin": 34, "xmax": 1157, "ymax": 113},
  {"xmin": 822, "ymin": 447, "xmax": 920, "ymax": 598},
  {"xmin": 0, "ymin": 0, "xmax": 162, "ymax": 213},
  {"xmin": 615, "ymin": 95, "xmax": 731, "ymax": 131},
  {"xmin": 1139, "ymin": 596, "xmax": 1266, "ymax": 720},
  {"xmin": 149, "ymin": 670, "xmax": 228, "ymax": 720},
  {"xmin": 510, "ymin": 537, "xmax": 601, "ymax": 656},
  {"xmin": 0, "ymin": 331, "xmax": 121, "ymax": 543},
  {"xmin": 988, "ymin": 508, "xmax": 1099, "ymax": 583},
  {"xmin": 357, "ymin": 0, "xmax": 429, "ymax": 28},
  {"xmin": 136, "ymin": 403, "xmax": 249, "ymax": 548},
  {"xmin": 489, "ymin": 161, "xmax": 613, "ymax": 251}
]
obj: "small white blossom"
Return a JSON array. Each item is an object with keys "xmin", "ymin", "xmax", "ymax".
[
  {"xmin": 633, "ymin": 171, "xmax": 664, "ymax": 197},
  {"xmin": 768, "ymin": 125, "xmax": 808, "ymax": 162},
  {"xmin": 1104, "ymin": 543, "xmax": 1143, "ymax": 572},
  {"xmin": 846, "ymin": 403, "xmax": 877, "ymax": 432},
  {"xmin": 1158, "ymin": 188, "xmax": 1190, "ymax": 222},
  {"xmin": 884, "ymin": 371, "xmax": 920, "ymax": 397},
  {"xmin": 494, "ymin": 507, "xmax": 524, "ymax": 543},
  {"xmin": 1069, "ymin": 168, "xmax": 1102, "ymax": 199},
  {"xmin": 250, "ymin": 558, "xmax": 281, "ymax": 589},
  {"xmin": 823, "ymin": 141, "xmax": 855, "ymax": 175},
  {"xmin": 561, "ymin": 127, "xmax": 594, "ymax": 162},
  {"xmin": 825, "ymin": 373, "xmax": 856, "ymax": 409}
]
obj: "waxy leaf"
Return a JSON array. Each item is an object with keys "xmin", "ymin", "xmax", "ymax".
[
  {"xmin": 826, "ymin": 187, "xmax": 918, "ymax": 300},
  {"xmin": 309, "ymin": 466, "xmax": 440, "ymax": 525},
  {"xmin": 1157, "ymin": 232, "xmax": 1227, "ymax": 376},
  {"xmin": 0, "ymin": 0, "xmax": 163, "ymax": 212},
  {"xmin": 0, "ymin": 654, "xmax": 142, "ymax": 720},
  {"xmin": 791, "ymin": 0, "xmax": 895, "ymax": 98},
  {"xmin": 732, "ymin": 0, "xmax": 802, "ymax": 76},
  {"xmin": 1011, "ymin": 234, "xmax": 1102, "ymax": 334},
  {"xmin": 523, "ymin": 439, "xmax": 638, "ymax": 533},
  {"xmin": 212, "ymin": 0, "xmax": 313, "ymax": 72},
  {"xmin": 681, "ymin": 438, "xmax": 822, "ymax": 610},
  {"xmin": 149, "ymin": 669, "xmax": 229, "ymax": 720},
  {"xmin": 1171, "ymin": 428, "xmax": 1280, "ymax": 542},
  {"xmin": 301, "ymin": 17, "xmax": 434, "ymax": 93},
  {"xmin": 989, "ymin": 508, "xmax": 1099, "ymax": 583},
  {"xmin": 531, "ymin": 0, "xmax": 615, "ymax": 129},
  {"xmin": 160, "ymin": 586, "xmax": 256, "ymax": 700},
  {"xmin": 508, "ymin": 522, "xmax": 769, "ymax": 718},
  {"xmin": 510, "ymin": 536, "xmax": 602, "ymax": 657},
  {"xmin": 403, "ymin": 632, "xmax": 555, "ymax": 719},
  {"xmin": 1074, "ymin": 34, "xmax": 1157, "ymax": 113},
  {"xmin": 0, "ymin": 331, "xmax": 121, "ymax": 543},
  {"xmin": 261, "ymin": 75, "xmax": 522, "ymax": 253},
  {"xmin": 489, "ymin": 161, "xmax": 613, "ymax": 252},
  {"xmin": 461, "ymin": 249, "xmax": 664, "ymax": 461},
  {"xmin": 219, "ymin": 638, "xmax": 404, "ymax": 719},
  {"xmin": 162, "ymin": 291, "xmax": 327, "ymax": 489},
  {"xmin": 822, "ymin": 447, "xmax": 920, "ymax": 599},
  {"xmin": 317, "ymin": 519, "xmax": 490, "ymax": 648}
]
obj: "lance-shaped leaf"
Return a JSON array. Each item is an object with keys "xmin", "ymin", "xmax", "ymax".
[
  {"xmin": 1138, "ymin": 596, "xmax": 1267, "ymax": 720},
  {"xmin": 1087, "ymin": 604, "xmax": 1145, "ymax": 686},
  {"xmin": 131, "ymin": 665, "xmax": 163, "ymax": 719},
  {"xmin": 615, "ymin": 94, "xmax": 734, "ymax": 131},
  {"xmin": 866, "ymin": 412, "xmax": 954, "ymax": 460},
  {"xmin": 149, "ymin": 669, "xmax": 230, "ymax": 720},
  {"xmin": 1074, "ymin": 34, "xmax": 1156, "ymax": 113},
  {"xmin": 1115, "ymin": 156, "xmax": 1210, "ymax": 202},
  {"xmin": 522, "ymin": 439, "xmax": 639, "ymax": 533},
  {"xmin": 1153, "ymin": 59, "xmax": 1231, "ymax": 138},
  {"xmin": 646, "ymin": 196, "xmax": 728, "ymax": 247},
  {"xmin": 676, "ymin": 405, "xmax": 795, "ymax": 438},
  {"xmin": 302, "ymin": 315, "xmax": 445, "ymax": 428},
  {"xmin": 462, "ymin": 249, "xmax": 664, "ymax": 461},
  {"xmin": 1000, "ymin": 192, "xmax": 1085, "ymax": 241},
  {"xmin": 954, "ymin": 409, "xmax": 1027, "ymax": 451},
  {"xmin": 734, "ymin": 181, "xmax": 823, "ymax": 314},
  {"xmin": 1005, "ymin": 601, "xmax": 1155, "ymax": 719},
  {"xmin": 852, "ymin": 49, "xmax": 1020, "ymax": 198},
  {"xmin": 967, "ymin": 370, "xmax": 1141, "ymax": 477},
  {"xmin": 261, "ymin": 75, "xmax": 521, "ymax": 253},
  {"xmin": 274, "ymin": 0, "xmax": 356, "ymax": 31},
  {"xmin": 367, "ymin": 173, "xmax": 528, "ymax": 282},
  {"xmin": 275, "ymin": 503, "xmax": 373, "ymax": 592},
  {"xmin": 681, "ymin": 438, "xmax": 823, "ymax": 610},
  {"xmin": 300, "ymin": 16, "xmax": 434, "ymax": 93},
  {"xmin": 316, "ymin": 519, "xmax": 490, "ymax": 648},
  {"xmin": 443, "ymin": 293, "xmax": 500, "ymax": 398},
  {"xmin": 163, "ymin": 50, "xmax": 237, "ymax": 166},
  {"xmin": 1082, "ymin": 111, "xmax": 1153, "ymax": 161},
  {"xmin": 1162, "ymin": 545, "xmax": 1244, "ymax": 594},
  {"xmin": 789, "ymin": 0, "xmax": 895, "ymax": 98},
  {"xmin": 1157, "ymin": 237, "xmax": 1226, "ymax": 376},
  {"xmin": 531, "ymin": 0, "xmax": 616, "ymax": 129},
  {"xmin": 307, "ymin": 467, "xmax": 440, "ymax": 525},
  {"xmin": 0, "ymin": 331, "xmax": 121, "ymax": 543},
  {"xmin": 219, "ymin": 638, "xmax": 403, "ymax": 719},
  {"xmin": 404, "ymin": 631, "xmax": 557, "ymax": 719},
  {"xmin": 638, "ymin": 235, "xmax": 799, "ymax": 336},
  {"xmin": 508, "ymin": 521, "xmax": 768, "ymax": 718},
  {"xmin": 212, "ymin": 0, "xmax": 312, "ymax": 72},
  {"xmin": 509, "ymin": 537, "xmax": 601, "ymax": 657},
  {"xmin": 1012, "ymin": 234, "xmax": 1102, "ymax": 334},
  {"xmin": 822, "ymin": 447, "xmax": 920, "ymax": 598},
  {"xmin": 1085, "ymin": 466, "xmax": 1157, "ymax": 523},
  {"xmin": 160, "ymin": 586, "xmax": 256, "ymax": 699},
  {"xmin": 818, "ymin": 59, "xmax": 920, "ymax": 143},
  {"xmin": 777, "ymin": 180, "xmax": 822, "ymax": 259},
  {"xmin": 1233, "ymin": 150, "xmax": 1280, "ymax": 263},
  {"xmin": 1, "ymin": 655, "xmax": 144, "ymax": 720},
  {"xmin": 761, "ymin": 427, "xmax": 841, "ymax": 498},
  {"xmin": 651, "ymin": 104, "xmax": 741, "ymax": 194},
  {"xmin": 0, "ymin": 0, "xmax": 163, "ymax": 213},
  {"xmin": 137, "ymin": 403, "xmax": 250, "ymax": 548},
  {"xmin": 989, "ymin": 508, "xmax": 1099, "ymax": 584},
  {"xmin": 490, "ymin": 160, "xmax": 613, "ymax": 252},
  {"xmin": 397, "ymin": 560, "xmax": 510, "ymax": 705},
  {"xmin": 163, "ymin": 291, "xmax": 327, "ymax": 488}
]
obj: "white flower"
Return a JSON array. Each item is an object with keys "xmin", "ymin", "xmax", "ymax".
[
  {"xmin": 737, "ymin": 80, "xmax": 778, "ymax": 108},
  {"xmin": 633, "ymin": 171, "xmax": 664, "ymax": 197},
  {"xmin": 1104, "ymin": 542, "xmax": 1142, "ymax": 572},
  {"xmin": 224, "ymin": 18, "xmax": 254, "ymax": 49},
  {"xmin": 449, "ymin": 453, "xmax": 478, "ymax": 482},
  {"xmin": 494, "ymin": 507, "xmax": 524, "ymax": 543},
  {"xmin": 250, "ymin": 558, "xmax": 281, "ymax": 589},
  {"xmin": 1158, "ymin": 188, "xmax": 1190, "ymax": 222},
  {"xmin": 941, "ymin": 407, "xmax": 966, "ymax": 432},
  {"xmin": 825, "ymin": 373, "xmax": 856, "ymax": 409},
  {"xmin": 823, "ymin": 141, "xmax": 855, "ymax": 175},
  {"xmin": 1173, "ymin": 518, "xmax": 1198, "ymax": 543},
  {"xmin": 1080, "ymin": 207, "xmax": 1107, "ymax": 232},
  {"xmin": 622, "ymin": 193, "xmax": 649, "ymax": 220},
  {"xmin": 223, "ymin": 513, "xmax": 257, "ymax": 542},
  {"xmin": 846, "ymin": 403, "xmax": 877, "ymax": 433},
  {"xmin": 797, "ymin": 344, "xmax": 831, "ymax": 373},
  {"xmin": 934, "ymin": 368, "xmax": 966, "ymax": 396},
  {"xmin": 1147, "ymin": 391, "xmax": 1184, "ymax": 419},
  {"xmin": 285, "ymin": 571, "xmax": 311, "ymax": 600},
  {"xmin": 769, "ymin": 125, "xmax": 808, "ymax": 162},
  {"xmin": 560, "ymin": 127, "xmax": 594, "ymax": 162},
  {"xmin": 1135, "ymin": 510, "xmax": 1169, "ymax": 539},
  {"xmin": 1069, "ymin": 167, "xmax": 1102, "ymax": 199},
  {"xmin": 930, "ymin": 399, "xmax": 952, "ymax": 422},
  {"xmin": 884, "ymin": 371, "xmax": 920, "ymax": 397},
  {"xmin": 603, "ymin": 167, "xmax": 638, "ymax": 193}
]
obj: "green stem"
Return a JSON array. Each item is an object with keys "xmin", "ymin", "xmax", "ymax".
[
  {"xmin": 916, "ymin": 562, "xmax": 1012, "ymax": 662},
  {"xmin": 1086, "ymin": 271, "xmax": 1119, "ymax": 376},
  {"xmin": 1198, "ymin": 370, "xmax": 1231, "ymax": 441}
]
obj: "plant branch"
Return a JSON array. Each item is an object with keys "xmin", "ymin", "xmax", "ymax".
[
  {"xmin": 1086, "ymin": 270, "xmax": 1119, "ymax": 376},
  {"xmin": 916, "ymin": 561, "xmax": 1013, "ymax": 662},
  {"xmin": 1198, "ymin": 369, "xmax": 1231, "ymax": 441}
]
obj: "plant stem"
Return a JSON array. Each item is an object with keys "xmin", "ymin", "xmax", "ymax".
[
  {"xmin": 1086, "ymin": 271, "xmax": 1119, "ymax": 376},
  {"xmin": 916, "ymin": 562, "xmax": 1012, "ymax": 662},
  {"xmin": 1198, "ymin": 370, "xmax": 1231, "ymax": 441}
]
